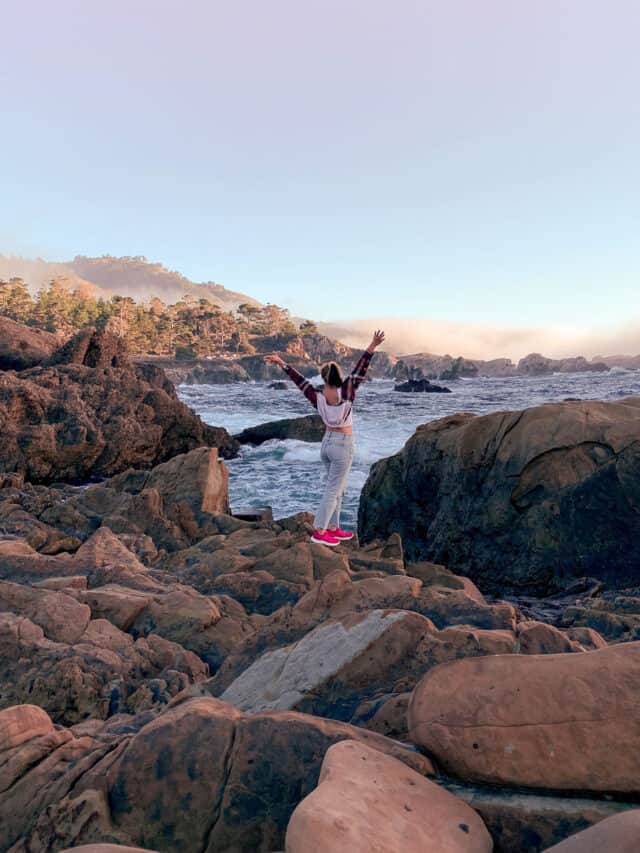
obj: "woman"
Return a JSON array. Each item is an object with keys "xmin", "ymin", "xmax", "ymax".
[{"xmin": 264, "ymin": 330, "xmax": 385, "ymax": 546}]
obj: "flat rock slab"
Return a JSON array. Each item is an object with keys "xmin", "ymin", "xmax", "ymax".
[{"xmin": 221, "ymin": 610, "xmax": 408, "ymax": 712}]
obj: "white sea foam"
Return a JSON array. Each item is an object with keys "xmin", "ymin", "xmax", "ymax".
[{"xmin": 181, "ymin": 370, "xmax": 640, "ymax": 526}]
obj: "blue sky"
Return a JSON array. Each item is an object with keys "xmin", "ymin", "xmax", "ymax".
[{"xmin": 2, "ymin": 0, "xmax": 639, "ymax": 352}]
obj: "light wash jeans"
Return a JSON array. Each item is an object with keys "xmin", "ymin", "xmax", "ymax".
[{"xmin": 314, "ymin": 432, "xmax": 354, "ymax": 530}]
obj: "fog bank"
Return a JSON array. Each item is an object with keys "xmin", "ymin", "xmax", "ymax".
[{"xmin": 321, "ymin": 317, "xmax": 640, "ymax": 362}]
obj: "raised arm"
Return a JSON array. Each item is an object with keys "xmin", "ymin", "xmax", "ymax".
[
  {"xmin": 343, "ymin": 329, "xmax": 386, "ymax": 401},
  {"xmin": 264, "ymin": 354, "xmax": 318, "ymax": 409}
]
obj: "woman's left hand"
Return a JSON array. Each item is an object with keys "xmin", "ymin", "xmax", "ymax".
[{"xmin": 370, "ymin": 329, "xmax": 385, "ymax": 349}]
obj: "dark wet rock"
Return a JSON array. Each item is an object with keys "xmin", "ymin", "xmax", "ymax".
[
  {"xmin": 235, "ymin": 414, "xmax": 325, "ymax": 445},
  {"xmin": 445, "ymin": 782, "xmax": 638, "ymax": 853},
  {"xmin": 232, "ymin": 505, "xmax": 274, "ymax": 522},
  {"xmin": 543, "ymin": 810, "xmax": 640, "ymax": 852},
  {"xmin": 394, "ymin": 378, "xmax": 451, "ymax": 393},
  {"xmin": 559, "ymin": 595, "xmax": 640, "ymax": 642}
]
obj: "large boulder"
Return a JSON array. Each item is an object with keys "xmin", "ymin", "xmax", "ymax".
[
  {"xmin": 0, "ymin": 703, "xmax": 87, "ymax": 849},
  {"xmin": 408, "ymin": 641, "xmax": 640, "ymax": 793},
  {"xmin": 111, "ymin": 446, "xmax": 230, "ymax": 518},
  {"xmin": 285, "ymin": 740, "xmax": 492, "ymax": 853},
  {"xmin": 0, "ymin": 325, "xmax": 238, "ymax": 483},
  {"xmin": 0, "ymin": 316, "xmax": 59, "ymax": 370},
  {"xmin": 359, "ymin": 398, "xmax": 640, "ymax": 594},
  {"xmin": 291, "ymin": 570, "xmax": 516, "ymax": 631}
]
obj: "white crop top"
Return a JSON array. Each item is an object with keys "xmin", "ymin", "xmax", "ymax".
[{"xmin": 316, "ymin": 387, "xmax": 354, "ymax": 428}]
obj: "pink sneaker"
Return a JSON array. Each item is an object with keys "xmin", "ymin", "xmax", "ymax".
[
  {"xmin": 329, "ymin": 528, "xmax": 354, "ymax": 540},
  {"xmin": 310, "ymin": 530, "xmax": 341, "ymax": 547}
]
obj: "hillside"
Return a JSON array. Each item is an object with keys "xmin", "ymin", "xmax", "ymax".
[
  {"xmin": 1, "ymin": 254, "xmax": 638, "ymax": 381},
  {"xmin": 0, "ymin": 254, "xmax": 261, "ymax": 311}
]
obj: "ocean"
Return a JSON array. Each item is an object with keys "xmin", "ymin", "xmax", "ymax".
[{"xmin": 178, "ymin": 369, "xmax": 640, "ymax": 527}]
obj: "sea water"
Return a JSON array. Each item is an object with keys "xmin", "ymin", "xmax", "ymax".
[{"xmin": 178, "ymin": 370, "xmax": 640, "ymax": 527}]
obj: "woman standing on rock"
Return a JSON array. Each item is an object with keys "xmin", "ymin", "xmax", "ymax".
[{"xmin": 264, "ymin": 330, "xmax": 385, "ymax": 546}]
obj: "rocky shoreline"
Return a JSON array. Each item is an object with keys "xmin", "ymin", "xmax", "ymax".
[
  {"xmin": 1, "ymin": 319, "xmax": 640, "ymax": 852},
  {"xmin": 133, "ymin": 346, "xmax": 634, "ymax": 387}
]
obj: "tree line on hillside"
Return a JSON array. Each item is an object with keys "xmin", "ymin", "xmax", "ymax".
[{"xmin": 0, "ymin": 277, "xmax": 318, "ymax": 358}]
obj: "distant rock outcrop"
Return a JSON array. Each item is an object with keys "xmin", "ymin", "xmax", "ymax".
[
  {"xmin": 517, "ymin": 352, "xmax": 608, "ymax": 375},
  {"xmin": 397, "ymin": 351, "xmax": 611, "ymax": 381},
  {"xmin": 359, "ymin": 397, "xmax": 640, "ymax": 594},
  {"xmin": 134, "ymin": 356, "xmax": 251, "ymax": 385},
  {"xmin": 394, "ymin": 378, "xmax": 451, "ymax": 393}
]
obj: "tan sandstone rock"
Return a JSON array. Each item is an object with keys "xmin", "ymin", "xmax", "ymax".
[
  {"xmin": 285, "ymin": 740, "xmax": 492, "ymax": 853},
  {"xmin": 409, "ymin": 641, "xmax": 640, "ymax": 792}
]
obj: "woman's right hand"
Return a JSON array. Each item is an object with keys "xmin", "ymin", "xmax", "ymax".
[{"xmin": 264, "ymin": 354, "xmax": 285, "ymax": 366}]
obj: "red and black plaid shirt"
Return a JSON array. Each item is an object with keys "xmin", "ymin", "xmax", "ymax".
[{"xmin": 280, "ymin": 349, "xmax": 373, "ymax": 409}]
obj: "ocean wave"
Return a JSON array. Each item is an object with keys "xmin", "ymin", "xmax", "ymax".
[{"xmin": 181, "ymin": 369, "xmax": 640, "ymax": 523}]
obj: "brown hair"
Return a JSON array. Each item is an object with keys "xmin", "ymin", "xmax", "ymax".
[{"xmin": 320, "ymin": 361, "xmax": 344, "ymax": 388}]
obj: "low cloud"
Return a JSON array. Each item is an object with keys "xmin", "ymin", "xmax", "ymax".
[{"xmin": 320, "ymin": 318, "xmax": 640, "ymax": 362}]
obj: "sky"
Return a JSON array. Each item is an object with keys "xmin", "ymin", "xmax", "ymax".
[{"xmin": 2, "ymin": 0, "xmax": 639, "ymax": 358}]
